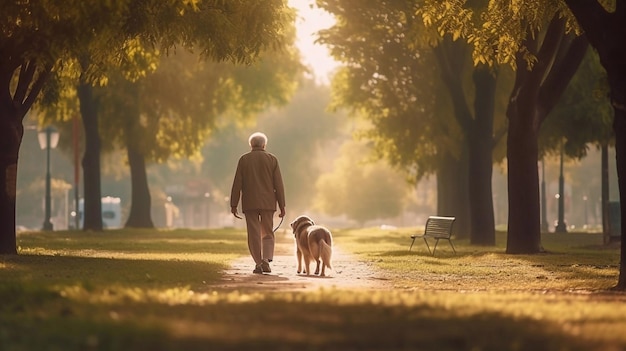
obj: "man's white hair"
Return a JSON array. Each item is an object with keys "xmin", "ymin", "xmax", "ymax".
[{"xmin": 248, "ymin": 132, "xmax": 268, "ymax": 148}]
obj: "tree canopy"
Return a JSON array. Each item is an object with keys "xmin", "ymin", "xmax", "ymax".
[
  {"xmin": 0, "ymin": 0, "xmax": 295, "ymax": 252},
  {"xmin": 317, "ymin": 0, "xmax": 447, "ymax": 182}
]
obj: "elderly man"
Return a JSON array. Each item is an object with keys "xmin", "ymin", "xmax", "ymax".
[{"xmin": 230, "ymin": 132, "xmax": 286, "ymax": 274}]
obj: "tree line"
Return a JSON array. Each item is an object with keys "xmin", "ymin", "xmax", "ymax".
[
  {"xmin": 315, "ymin": 0, "xmax": 625, "ymax": 289},
  {"xmin": 2, "ymin": 0, "xmax": 625, "ymax": 289}
]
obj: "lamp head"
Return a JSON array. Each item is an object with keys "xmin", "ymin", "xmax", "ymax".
[{"xmin": 37, "ymin": 126, "xmax": 60, "ymax": 149}]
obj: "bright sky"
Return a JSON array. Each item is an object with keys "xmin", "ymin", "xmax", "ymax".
[{"xmin": 288, "ymin": 0, "xmax": 339, "ymax": 84}]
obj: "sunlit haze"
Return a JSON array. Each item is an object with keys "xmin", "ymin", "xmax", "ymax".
[{"xmin": 289, "ymin": 0, "xmax": 339, "ymax": 84}]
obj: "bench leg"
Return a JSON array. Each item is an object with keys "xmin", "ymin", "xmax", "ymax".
[
  {"xmin": 432, "ymin": 239, "xmax": 439, "ymax": 256},
  {"xmin": 448, "ymin": 239, "xmax": 457, "ymax": 254},
  {"xmin": 423, "ymin": 238, "xmax": 432, "ymax": 255},
  {"xmin": 433, "ymin": 239, "xmax": 457, "ymax": 256},
  {"xmin": 409, "ymin": 237, "xmax": 416, "ymax": 251}
]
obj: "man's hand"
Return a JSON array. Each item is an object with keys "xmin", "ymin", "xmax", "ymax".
[
  {"xmin": 278, "ymin": 208, "xmax": 286, "ymax": 218},
  {"xmin": 231, "ymin": 207, "xmax": 242, "ymax": 219}
]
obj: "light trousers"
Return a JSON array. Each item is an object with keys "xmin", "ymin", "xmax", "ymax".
[{"xmin": 244, "ymin": 210, "xmax": 275, "ymax": 265}]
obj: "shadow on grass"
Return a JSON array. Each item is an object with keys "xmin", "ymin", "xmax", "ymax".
[
  {"xmin": 380, "ymin": 246, "xmax": 620, "ymax": 286},
  {"xmin": 0, "ymin": 254, "xmax": 224, "ymax": 291},
  {"xmin": 0, "ymin": 284, "xmax": 615, "ymax": 351},
  {"xmin": 374, "ymin": 249, "xmax": 460, "ymax": 259},
  {"xmin": 17, "ymin": 228, "xmax": 250, "ymax": 255}
]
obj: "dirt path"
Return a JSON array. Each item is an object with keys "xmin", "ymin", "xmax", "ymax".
[{"xmin": 214, "ymin": 229, "xmax": 393, "ymax": 292}]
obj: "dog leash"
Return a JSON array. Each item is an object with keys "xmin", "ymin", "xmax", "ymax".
[
  {"xmin": 273, "ymin": 216, "xmax": 284, "ymax": 233},
  {"xmin": 233, "ymin": 212, "xmax": 284, "ymax": 232}
]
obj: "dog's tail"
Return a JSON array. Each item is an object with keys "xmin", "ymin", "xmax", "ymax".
[{"xmin": 320, "ymin": 239, "xmax": 333, "ymax": 270}]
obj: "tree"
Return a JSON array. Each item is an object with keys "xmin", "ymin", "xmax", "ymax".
[
  {"xmin": 432, "ymin": 37, "xmax": 501, "ymax": 245},
  {"xmin": 1, "ymin": 1, "xmax": 133, "ymax": 251},
  {"xmin": 503, "ymin": 16, "xmax": 588, "ymax": 253},
  {"xmin": 317, "ymin": 0, "xmax": 511, "ymax": 243},
  {"xmin": 1, "ymin": 0, "xmax": 292, "ymax": 252},
  {"xmin": 563, "ymin": 0, "xmax": 626, "ymax": 289},
  {"xmin": 316, "ymin": 0, "xmax": 464, "ymax": 229},
  {"xmin": 419, "ymin": 1, "xmax": 590, "ymax": 253},
  {"xmin": 417, "ymin": 0, "xmax": 505, "ymax": 244}
]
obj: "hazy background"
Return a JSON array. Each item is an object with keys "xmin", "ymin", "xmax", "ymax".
[
  {"xmin": 16, "ymin": 79, "xmax": 620, "ymax": 232},
  {"xmin": 14, "ymin": 0, "xmax": 621, "ymax": 232}
]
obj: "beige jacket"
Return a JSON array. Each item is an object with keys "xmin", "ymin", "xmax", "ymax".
[{"xmin": 230, "ymin": 147, "xmax": 286, "ymax": 213}]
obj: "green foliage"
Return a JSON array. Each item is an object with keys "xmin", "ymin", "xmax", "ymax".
[
  {"xmin": 318, "ymin": 0, "xmax": 458, "ymax": 181},
  {"xmin": 2, "ymin": 0, "xmax": 133, "ymax": 119},
  {"xmin": 35, "ymin": 0, "xmax": 302, "ymax": 160},
  {"xmin": 419, "ymin": 0, "xmax": 579, "ymax": 69},
  {"xmin": 95, "ymin": 41, "xmax": 302, "ymax": 163}
]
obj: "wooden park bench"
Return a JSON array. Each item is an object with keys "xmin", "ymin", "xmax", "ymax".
[{"xmin": 409, "ymin": 216, "xmax": 456, "ymax": 256}]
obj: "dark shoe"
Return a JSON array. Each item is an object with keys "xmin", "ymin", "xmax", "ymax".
[
  {"xmin": 253, "ymin": 265, "xmax": 263, "ymax": 274},
  {"xmin": 261, "ymin": 260, "xmax": 271, "ymax": 273}
]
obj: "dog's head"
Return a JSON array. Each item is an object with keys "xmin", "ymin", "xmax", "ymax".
[{"xmin": 290, "ymin": 215, "xmax": 315, "ymax": 236}]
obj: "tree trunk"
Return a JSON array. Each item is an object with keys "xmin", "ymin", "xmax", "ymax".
[
  {"xmin": 601, "ymin": 143, "xmax": 610, "ymax": 242},
  {"xmin": 125, "ymin": 145, "xmax": 154, "ymax": 228},
  {"xmin": 594, "ymin": 20, "xmax": 626, "ymax": 289},
  {"xmin": 506, "ymin": 97, "xmax": 542, "ymax": 254},
  {"xmin": 437, "ymin": 151, "xmax": 470, "ymax": 239},
  {"xmin": 614, "ymin": 104, "xmax": 626, "ymax": 289},
  {"xmin": 505, "ymin": 15, "xmax": 587, "ymax": 254},
  {"xmin": 0, "ymin": 108, "xmax": 21, "ymax": 254},
  {"xmin": 468, "ymin": 65, "xmax": 497, "ymax": 245},
  {"xmin": 598, "ymin": 36, "xmax": 626, "ymax": 287},
  {"xmin": 434, "ymin": 40, "xmax": 496, "ymax": 244},
  {"xmin": 0, "ymin": 61, "xmax": 49, "ymax": 253},
  {"xmin": 122, "ymin": 82, "xmax": 154, "ymax": 228},
  {"xmin": 77, "ymin": 81, "xmax": 103, "ymax": 231}
]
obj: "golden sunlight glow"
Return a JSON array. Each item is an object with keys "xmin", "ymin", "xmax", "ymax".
[{"xmin": 288, "ymin": 0, "xmax": 339, "ymax": 84}]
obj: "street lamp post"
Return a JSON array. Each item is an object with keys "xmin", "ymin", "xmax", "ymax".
[
  {"xmin": 204, "ymin": 192, "xmax": 211, "ymax": 228},
  {"xmin": 38, "ymin": 126, "xmax": 60, "ymax": 231},
  {"xmin": 555, "ymin": 146, "xmax": 567, "ymax": 233},
  {"xmin": 583, "ymin": 195, "xmax": 588, "ymax": 229}
]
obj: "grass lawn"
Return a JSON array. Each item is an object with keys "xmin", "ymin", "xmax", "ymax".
[{"xmin": 1, "ymin": 226, "xmax": 624, "ymax": 351}]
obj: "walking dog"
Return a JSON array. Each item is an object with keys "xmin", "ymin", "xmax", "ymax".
[{"xmin": 290, "ymin": 215, "xmax": 333, "ymax": 276}]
